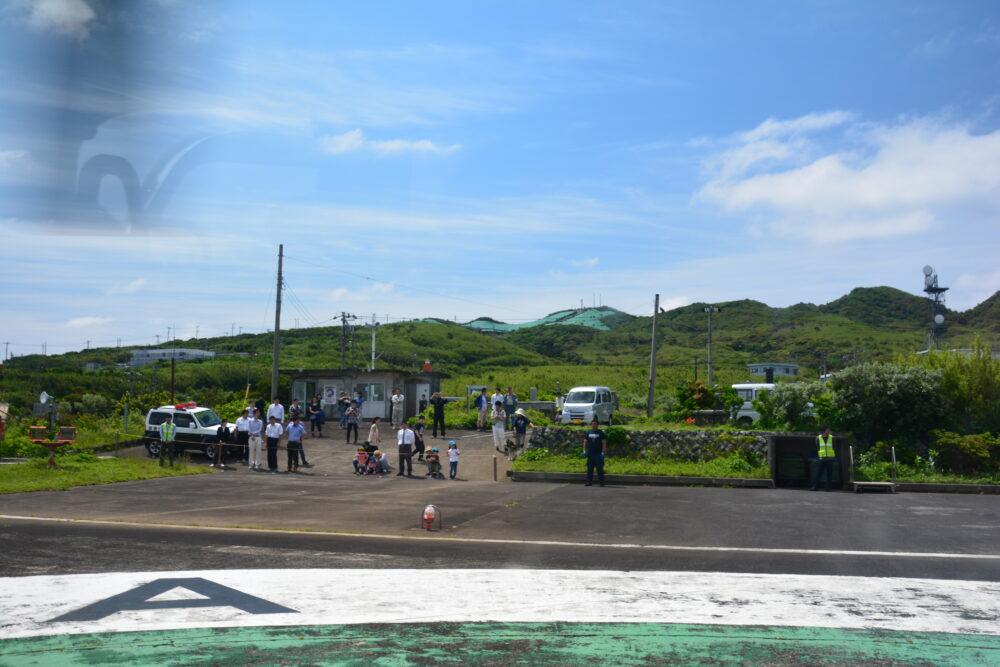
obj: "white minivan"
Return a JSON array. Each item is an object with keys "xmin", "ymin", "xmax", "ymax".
[
  {"xmin": 560, "ymin": 386, "xmax": 617, "ymax": 425},
  {"xmin": 730, "ymin": 383, "xmax": 775, "ymax": 426}
]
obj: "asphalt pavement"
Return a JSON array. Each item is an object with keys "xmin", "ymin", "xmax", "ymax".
[{"xmin": 1, "ymin": 426, "xmax": 997, "ymax": 581}]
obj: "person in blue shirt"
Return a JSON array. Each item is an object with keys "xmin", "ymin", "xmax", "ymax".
[{"xmin": 285, "ymin": 415, "xmax": 307, "ymax": 473}]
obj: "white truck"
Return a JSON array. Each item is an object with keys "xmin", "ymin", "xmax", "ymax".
[
  {"xmin": 559, "ymin": 386, "xmax": 617, "ymax": 425},
  {"xmin": 730, "ymin": 383, "xmax": 775, "ymax": 426}
]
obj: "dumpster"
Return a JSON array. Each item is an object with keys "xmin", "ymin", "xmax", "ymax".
[{"xmin": 768, "ymin": 434, "xmax": 848, "ymax": 489}]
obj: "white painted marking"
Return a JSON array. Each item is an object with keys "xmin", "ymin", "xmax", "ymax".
[
  {"xmin": 0, "ymin": 569, "xmax": 997, "ymax": 639},
  {"xmin": 2, "ymin": 514, "xmax": 998, "ymax": 561}
]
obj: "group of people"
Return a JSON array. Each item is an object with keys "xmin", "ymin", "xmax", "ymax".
[
  {"xmin": 353, "ymin": 421, "xmax": 460, "ymax": 480},
  {"xmin": 471, "ymin": 386, "xmax": 533, "ymax": 460},
  {"xmin": 214, "ymin": 397, "xmax": 316, "ymax": 474}
]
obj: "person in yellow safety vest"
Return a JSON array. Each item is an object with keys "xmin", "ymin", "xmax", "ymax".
[
  {"xmin": 810, "ymin": 425, "xmax": 837, "ymax": 491},
  {"xmin": 159, "ymin": 414, "xmax": 177, "ymax": 468}
]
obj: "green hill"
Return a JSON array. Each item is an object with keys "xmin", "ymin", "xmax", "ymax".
[{"xmin": 1, "ymin": 288, "xmax": 996, "ymax": 416}]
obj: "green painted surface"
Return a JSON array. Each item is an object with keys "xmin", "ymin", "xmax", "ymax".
[{"xmin": 3, "ymin": 623, "xmax": 999, "ymax": 666}]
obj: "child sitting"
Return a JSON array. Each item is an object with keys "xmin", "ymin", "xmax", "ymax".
[
  {"xmin": 425, "ymin": 447, "xmax": 444, "ymax": 479},
  {"xmin": 353, "ymin": 447, "xmax": 368, "ymax": 475}
]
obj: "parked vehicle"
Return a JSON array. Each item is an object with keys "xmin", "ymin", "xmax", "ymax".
[
  {"xmin": 559, "ymin": 386, "xmax": 617, "ymax": 425},
  {"xmin": 144, "ymin": 402, "xmax": 225, "ymax": 459},
  {"xmin": 730, "ymin": 383, "xmax": 775, "ymax": 426}
]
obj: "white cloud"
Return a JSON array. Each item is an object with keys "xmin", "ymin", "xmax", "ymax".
[
  {"xmin": 66, "ymin": 316, "xmax": 111, "ymax": 328},
  {"xmin": 697, "ymin": 113, "xmax": 1000, "ymax": 244},
  {"xmin": 571, "ymin": 257, "xmax": 599, "ymax": 268},
  {"xmin": 17, "ymin": 0, "xmax": 95, "ymax": 39},
  {"xmin": 319, "ymin": 129, "xmax": 460, "ymax": 155},
  {"xmin": 108, "ymin": 278, "xmax": 146, "ymax": 295}
]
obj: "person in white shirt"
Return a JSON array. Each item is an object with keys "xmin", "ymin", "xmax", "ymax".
[
  {"xmin": 491, "ymin": 387, "xmax": 504, "ymax": 414},
  {"xmin": 247, "ymin": 409, "xmax": 264, "ymax": 470},
  {"xmin": 234, "ymin": 409, "xmax": 251, "ymax": 464},
  {"xmin": 396, "ymin": 422, "xmax": 415, "ymax": 476},
  {"xmin": 368, "ymin": 416, "xmax": 382, "ymax": 449},
  {"xmin": 264, "ymin": 416, "xmax": 283, "ymax": 473},
  {"xmin": 267, "ymin": 397, "xmax": 285, "ymax": 424},
  {"xmin": 390, "ymin": 389, "xmax": 405, "ymax": 428},
  {"xmin": 447, "ymin": 441, "xmax": 461, "ymax": 479},
  {"xmin": 490, "ymin": 401, "xmax": 506, "ymax": 452}
]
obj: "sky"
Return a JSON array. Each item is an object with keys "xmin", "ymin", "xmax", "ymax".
[{"xmin": 1, "ymin": 0, "xmax": 999, "ymax": 356}]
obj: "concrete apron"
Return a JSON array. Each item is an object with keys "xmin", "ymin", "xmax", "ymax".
[{"xmin": 3, "ymin": 569, "xmax": 998, "ymax": 665}]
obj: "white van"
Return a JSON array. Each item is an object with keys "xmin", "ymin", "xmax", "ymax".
[
  {"xmin": 731, "ymin": 383, "xmax": 774, "ymax": 426},
  {"xmin": 560, "ymin": 386, "xmax": 617, "ymax": 425},
  {"xmin": 144, "ymin": 402, "xmax": 226, "ymax": 459}
]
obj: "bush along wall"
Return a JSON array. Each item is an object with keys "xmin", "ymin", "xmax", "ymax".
[{"xmin": 528, "ymin": 427, "xmax": 767, "ymax": 461}]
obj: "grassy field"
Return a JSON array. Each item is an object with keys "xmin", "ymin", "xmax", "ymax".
[{"xmin": 0, "ymin": 452, "xmax": 213, "ymax": 494}]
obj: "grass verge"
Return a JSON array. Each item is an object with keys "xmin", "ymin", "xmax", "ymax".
[
  {"xmin": 0, "ymin": 452, "xmax": 213, "ymax": 494},
  {"xmin": 511, "ymin": 452, "xmax": 770, "ymax": 479},
  {"xmin": 855, "ymin": 463, "xmax": 1000, "ymax": 485}
]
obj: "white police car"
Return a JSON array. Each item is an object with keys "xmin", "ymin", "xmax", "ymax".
[{"xmin": 144, "ymin": 402, "xmax": 226, "ymax": 459}]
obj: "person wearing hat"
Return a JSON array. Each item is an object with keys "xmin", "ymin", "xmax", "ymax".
[
  {"xmin": 510, "ymin": 408, "xmax": 533, "ymax": 460},
  {"xmin": 583, "ymin": 419, "xmax": 607, "ymax": 487},
  {"xmin": 447, "ymin": 440, "xmax": 460, "ymax": 479},
  {"xmin": 425, "ymin": 447, "xmax": 443, "ymax": 479}
]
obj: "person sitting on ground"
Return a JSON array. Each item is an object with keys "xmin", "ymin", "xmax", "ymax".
[
  {"xmin": 374, "ymin": 450, "xmax": 391, "ymax": 475},
  {"xmin": 353, "ymin": 447, "xmax": 368, "ymax": 475},
  {"xmin": 425, "ymin": 447, "xmax": 443, "ymax": 479},
  {"xmin": 365, "ymin": 451, "xmax": 379, "ymax": 475}
]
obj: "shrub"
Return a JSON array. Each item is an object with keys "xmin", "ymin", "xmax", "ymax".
[{"xmin": 931, "ymin": 430, "xmax": 1000, "ymax": 475}]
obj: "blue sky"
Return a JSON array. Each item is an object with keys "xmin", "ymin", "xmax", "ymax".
[{"xmin": 2, "ymin": 0, "xmax": 999, "ymax": 355}]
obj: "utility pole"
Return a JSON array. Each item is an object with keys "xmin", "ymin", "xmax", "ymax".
[
  {"xmin": 231, "ymin": 323, "xmax": 236, "ymax": 337},
  {"xmin": 646, "ymin": 293, "xmax": 659, "ymax": 418},
  {"xmin": 370, "ymin": 314, "xmax": 379, "ymax": 371},
  {"xmin": 42, "ymin": 342, "xmax": 47, "ymax": 356},
  {"xmin": 195, "ymin": 325, "xmax": 199, "ymax": 339},
  {"xmin": 155, "ymin": 334, "xmax": 160, "ymax": 345},
  {"xmin": 270, "ymin": 244, "xmax": 283, "ymax": 401},
  {"xmin": 703, "ymin": 305, "xmax": 720, "ymax": 386},
  {"xmin": 3, "ymin": 341, "xmax": 8, "ymax": 360},
  {"xmin": 85, "ymin": 340, "xmax": 90, "ymax": 350}
]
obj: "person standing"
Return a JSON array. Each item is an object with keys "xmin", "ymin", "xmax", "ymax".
[
  {"xmin": 368, "ymin": 415, "xmax": 382, "ymax": 449},
  {"xmin": 413, "ymin": 415, "xmax": 427, "ymax": 461},
  {"xmin": 247, "ymin": 409, "xmax": 264, "ymax": 470},
  {"xmin": 288, "ymin": 398, "xmax": 304, "ymax": 423},
  {"xmin": 475, "ymin": 388, "xmax": 490, "ymax": 431},
  {"xmin": 308, "ymin": 396, "xmax": 323, "ymax": 437},
  {"xmin": 810, "ymin": 425, "xmax": 838, "ymax": 491},
  {"xmin": 447, "ymin": 441, "xmax": 460, "ymax": 479},
  {"xmin": 490, "ymin": 401, "xmax": 506, "ymax": 452},
  {"xmin": 345, "ymin": 403, "xmax": 360, "ymax": 444},
  {"xmin": 419, "ymin": 393, "xmax": 428, "ymax": 414},
  {"xmin": 254, "ymin": 396, "xmax": 267, "ymax": 422},
  {"xmin": 267, "ymin": 397, "xmax": 285, "ymax": 424},
  {"xmin": 159, "ymin": 414, "xmax": 176, "ymax": 467},
  {"xmin": 265, "ymin": 415, "xmax": 283, "ymax": 474},
  {"xmin": 286, "ymin": 414, "xmax": 307, "ymax": 473},
  {"xmin": 511, "ymin": 408, "xmax": 533, "ymax": 459},
  {"xmin": 338, "ymin": 392, "xmax": 352, "ymax": 429},
  {"xmin": 234, "ymin": 409, "xmax": 251, "ymax": 464},
  {"xmin": 390, "ymin": 388, "xmax": 405, "ymax": 428},
  {"xmin": 396, "ymin": 421, "xmax": 414, "ymax": 477},
  {"xmin": 430, "ymin": 392, "xmax": 447, "ymax": 438},
  {"xmin": 502, "ymin": 387, "xmax": 518, "ymax": 430},
  {"xmin": 584, "ymin": 419, "xmax": 607, "ymax": 487},
  {"xmin": 215, "ymin": 418, "xmax": 232, "ymax": 469}
]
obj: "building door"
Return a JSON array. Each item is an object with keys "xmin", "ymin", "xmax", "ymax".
[{"xmin": 354, "ymin": 383, "xmax": 385, "ymax": 420}]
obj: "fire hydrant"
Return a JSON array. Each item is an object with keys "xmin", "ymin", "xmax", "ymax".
[{"xmin": 422, "ymin": 504, "xmax": 441, "ymax": 531}]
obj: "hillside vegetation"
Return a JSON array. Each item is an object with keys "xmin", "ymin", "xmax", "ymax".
[{"xmin": 1, "ymin": 287, "xmax": 997, "ymax": 420}]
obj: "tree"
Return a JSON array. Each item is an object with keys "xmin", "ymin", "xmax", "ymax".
[
  {"xmin": 902, "ymin": 339, "xmax": 1000, "ymax": 434},
  {"xmin": 829, "ymin": 363, "xmax": 947, "ymax": 446},
  {"xmin": 755, "ymin": 382, "xmax": 826, "ymax": 431}
]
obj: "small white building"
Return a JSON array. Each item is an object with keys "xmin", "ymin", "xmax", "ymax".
[
  {"xmin": 130, "ymin": 348, "xmax": 216, "ymax": 367},
  {"xmin": 747, "ymin": 362, "xmax": 799, "ymax": 378}
]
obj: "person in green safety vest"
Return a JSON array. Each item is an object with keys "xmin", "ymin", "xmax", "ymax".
[
  {"xmin": 159, "ymin": 414, "xmax": 177, "ymax": 467},
  {"xmin": 810, "ymin": 425, "xmax": 837, "ymax": 491}
]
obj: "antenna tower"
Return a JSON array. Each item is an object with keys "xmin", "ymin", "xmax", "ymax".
[{"xmin": 922, "ymin": 265, "xmax": 949, "ymax": 349}]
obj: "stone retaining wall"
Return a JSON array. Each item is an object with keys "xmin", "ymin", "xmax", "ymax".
[{"xmin": 529, "ymin": 427, "xmax": 768, "ymax": 461}]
